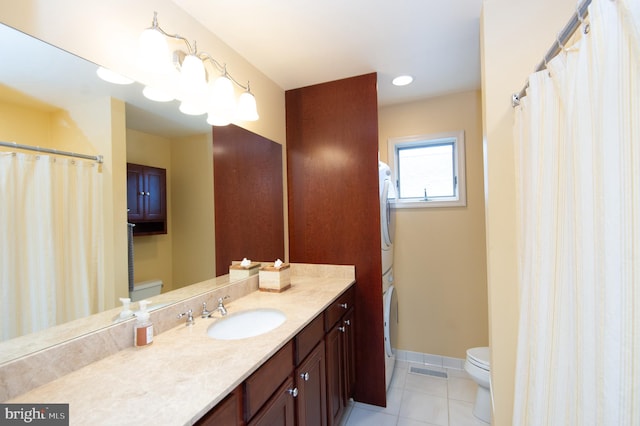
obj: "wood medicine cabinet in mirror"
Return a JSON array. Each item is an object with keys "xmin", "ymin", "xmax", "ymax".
[{"xmin": 127, "ymin": 163, "xmax": 167, "ymax": 236}]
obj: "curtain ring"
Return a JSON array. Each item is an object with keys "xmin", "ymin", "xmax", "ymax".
[
  {"xmin": 543, "ymin": 56, "xmax": 550, "ymax": 74},
  {"xmin": 556, "ymin": 32, "xmax": 565, "ymax": 51},
  {"xmin": 577, "ymin": 5, "xmax": 590, "ymax": 34}
]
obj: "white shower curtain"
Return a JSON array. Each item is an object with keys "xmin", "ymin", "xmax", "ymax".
[
  {"xmin": 0, "ymin": 153, "xmax": 104, "ymax": 341},
  {"xmin": 513, "ymin": 0, "xmax": 640, "ymax": 424}
]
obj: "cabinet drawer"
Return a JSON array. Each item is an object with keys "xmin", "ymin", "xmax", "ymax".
[
  {"xmin": 295, "ymin": 313, "xmax": 324, "ymax": 365},
  {"xmin": 244, "ymin": 340, "xmax": 294, "ymax": 421},
  {"xmin": 324, "ymin": 286, "xmax": 355, "ymax": 332}
]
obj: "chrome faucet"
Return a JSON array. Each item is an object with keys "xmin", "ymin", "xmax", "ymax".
[
  {"xmin": 177, "ymin": 309, "xmax": 195, "ymax": 326},
  {"xmin": 212, "ymin": 296, "xmax": 230, "ymax": 317},
  {"xmin": 201, "ymin": 301, "xmax": 212, "ymax": 318}
]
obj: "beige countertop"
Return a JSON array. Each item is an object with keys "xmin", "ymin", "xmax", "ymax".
[{"xmin": 8, "ymin": 274, "xmax": 355, "ymax": 425}]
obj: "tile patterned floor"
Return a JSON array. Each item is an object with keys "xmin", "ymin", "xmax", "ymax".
[{"xmin": 340, "ymin": 360, "xmax": 489, "ymax": 426}]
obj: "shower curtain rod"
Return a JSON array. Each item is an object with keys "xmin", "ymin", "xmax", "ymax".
[
  {"xmin": 0, "ymin": 141, "xmax": 103, "ymax": 163},
  {"xmin": 511, "ymin": 0, "xmax": 592, "ymax": 107}
]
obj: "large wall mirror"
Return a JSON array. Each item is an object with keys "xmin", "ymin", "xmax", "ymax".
[{"xmin": 0, "ymin": 23, "xmax": 284, "ymax": 364}]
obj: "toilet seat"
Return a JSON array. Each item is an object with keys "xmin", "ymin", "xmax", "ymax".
[{"xmin": 467, "ymin": 347, "xmax": 490, "ymax": 371}]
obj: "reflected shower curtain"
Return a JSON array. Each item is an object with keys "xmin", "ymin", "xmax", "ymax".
[
  {"xmin": 0, "ymin": 153, "xmax": 104, "ymax": 341},
  {"xmin": 513, "ymin": 0, "xmax": 640, "ymax": 424}
]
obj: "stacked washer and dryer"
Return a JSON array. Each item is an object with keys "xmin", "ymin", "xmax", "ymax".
[{"xmin": 379, "ymin": 161, "xmax": 398, "ymax": 391}]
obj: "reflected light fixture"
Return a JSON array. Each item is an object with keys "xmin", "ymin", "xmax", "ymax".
[
  {"xmin": 136, "ymin": 12, "xmax": 259, "ymax": 125},
  {"xmin": 96, "ymin": 67, "xmax": 134, "ymax": 85},
  {"xmin": 392, "ymin": 75, "xmax": 413, "ymax": 86}
]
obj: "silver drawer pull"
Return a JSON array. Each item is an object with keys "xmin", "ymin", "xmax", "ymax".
[
  {"xmin": 338, "ymin": 326, "xmax": 346, "ymax": 333},
  {"xmin": 339, "ymin": 303, "xmax": 348, "ymax": 309},
  {"xmin": 344, "ymin": 319, "xmax": 351, "ymax": 326},
  {"xmin": 300, "ymin": 372, "xmax": 310, "ymax": 381},
  {"xmin": 288, "ymin": 387, "xmax": 298, "ymax": 398}
]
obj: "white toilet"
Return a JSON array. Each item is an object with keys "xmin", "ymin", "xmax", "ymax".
[
  {"xmin": 130, "ymin": 279, "xmax": 163, "ymax": 302},
  {"xmin": 464, "ymin": 346, "xmax": 491, "ymax": 424}
]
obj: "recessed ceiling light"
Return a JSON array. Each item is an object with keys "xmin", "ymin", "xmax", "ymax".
[{"xmin": 392, "ymin": 75, "xmax": 413, "ymax": 86}]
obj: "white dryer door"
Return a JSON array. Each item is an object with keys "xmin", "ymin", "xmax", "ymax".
[
  {"xmin": 384, "ymin": 284, "xmax": 398, "ymax": 357},
  {"xmin": 381, "ymin": 179, "xmax": 394, "ymax": 248}
]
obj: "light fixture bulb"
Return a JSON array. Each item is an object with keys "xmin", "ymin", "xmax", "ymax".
[
  {"xmin": 237, "ymin": 90, "xmax": 259, "ymax": 121},
  {"xmin": 96, "ymin": 67, "xmax": 134, "ymax": 85},
  {"xmin": 179, "ymin": 54, "xmax": 207, "ymax": 97},
  {"xmin": 206, "ymin": 113, "xmax": 231, "ymax": 127},
  {"xmin": 138, "ymin": 28, "xmax": 171, "ymax": 72},
  {"xmin": 143, "ymin": 85, "xmax": 174, "ymax": 102},
  {"xmin": 392, "ymin": 75, "xmax": 413, "ymax": 86},
  {"xmin": 207, "ymin": 75, "xmax": 236, "ymax": 124},
  {"xmin": 179, "ymin": 99, "xmax": 207, "ymax": 116}
]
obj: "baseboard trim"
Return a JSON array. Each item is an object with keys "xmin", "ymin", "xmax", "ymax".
[{"xmin": 395, "ymin": 349, "xmax": 465, "ymax": 370}]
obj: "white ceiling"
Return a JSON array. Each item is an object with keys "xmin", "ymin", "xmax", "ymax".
[{"xmin": 171, "ymin": 0, "xmax": 483, "ymax": 106}]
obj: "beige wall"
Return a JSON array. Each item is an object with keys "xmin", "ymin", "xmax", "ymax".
[
  {"xmin": 0, "ymin": 99, "xmax": 51, "ymax": 145},
  {"xmin": 378, "ymin": 90, "xmax": 487, "ymax": 359},
  {"xmin": 480, "ymin": 0, "xmax": 575, "ymax": 423},
  {"xmin": 170, "ymin": 132, "xmax": 216, "ymax": 288}
]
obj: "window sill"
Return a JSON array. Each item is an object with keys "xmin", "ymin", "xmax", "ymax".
[{"xmin": 391, "ymin": 199, "xmax": 466, "ymax": 209}]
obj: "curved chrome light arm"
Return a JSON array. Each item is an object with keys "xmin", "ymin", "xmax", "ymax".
[
  {"xmin": 198, "ymin": 52, "xmax": 251, "ymax": 92},
  {"xmin": 147, "ymin": 11, "xmax": 196, "ymax": 55}
]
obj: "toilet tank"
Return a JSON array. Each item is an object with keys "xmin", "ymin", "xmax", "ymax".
[{"xmin": 130, "ymin": 279, "xmax": 163, "ymax": 302}]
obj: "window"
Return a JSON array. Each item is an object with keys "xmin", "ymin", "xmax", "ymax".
[{"xmin": 388, "ymin": 131, "xmax": 466, "ymax": 208}]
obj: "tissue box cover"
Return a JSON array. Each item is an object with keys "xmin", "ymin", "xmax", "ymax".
[
  {"xmin": 229, "ymin": 262, "xmax": 261, "ymax": 281},
  {"xmin": 259, "ymin": 264, "xmax": 291, "ymax": 292}
]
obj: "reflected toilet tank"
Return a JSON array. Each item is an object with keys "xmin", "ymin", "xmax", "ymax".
[{"xmin": 130, "ymin": 280, "xmax": 163, "ymax": 302}]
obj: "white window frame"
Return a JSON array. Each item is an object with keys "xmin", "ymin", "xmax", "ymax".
[{"xmin": 387, "ymin": 130, "xmax": 466, "ymax": 209}]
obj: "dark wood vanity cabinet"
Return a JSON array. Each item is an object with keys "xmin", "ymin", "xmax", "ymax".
[
  {"xmin": 196, "ymin": 286, "xmax": 355, "ymax": 426},
  {"xmin": 245, "ymin": 341, "xmax": 295, "ymax": 422},
  {"xmin": 248, "ymin": 377, "xmax": 296, "ymax": 426},
  {"xmin": 126, "ymin": 163, "xmax": 167, "ymax": 235},
  {"xmin": 325, "ymin": 287, "xmax": 356, "ymax": 426},
  {"xmin": 295, "ymin": 314, "xmax": 327, "ymax": 426},
  {"xmin": 195, "ymin": 386, "xmax": 243, "ymax": 426}
]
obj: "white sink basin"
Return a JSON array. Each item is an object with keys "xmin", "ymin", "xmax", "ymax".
[{"xmin": 207, "ymin": 308, "xmax": 286, "ymax": 340}]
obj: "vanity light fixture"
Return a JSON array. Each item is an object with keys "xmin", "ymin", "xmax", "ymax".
[
  {"xmin": 137, "ymin": 12, "xmax": 259, "ymax": 124},
  {"xmin": 392, "ymin": 75, "xmax": 414, "ymax": 86}
]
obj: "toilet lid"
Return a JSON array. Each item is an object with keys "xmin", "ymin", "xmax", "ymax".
[{"xmin": 467, "ymin": 347, "xmax": 490, "ymax": 370}]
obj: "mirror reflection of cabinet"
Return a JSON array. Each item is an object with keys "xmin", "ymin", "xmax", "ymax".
[{"xmin": 127, "ymin": 163, "xmax": 167, "ymax": 235}]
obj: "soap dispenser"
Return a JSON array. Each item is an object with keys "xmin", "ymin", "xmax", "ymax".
[
  {"xmin": 134, "ymin": 300, "xmax": 153, "ymax": 347},
  {"xmin": 119, "ymin": 297, "xmax": 133, "ymax": 319}
]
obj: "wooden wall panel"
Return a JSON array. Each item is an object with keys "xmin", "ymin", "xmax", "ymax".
[
  {"xmin": 213, "ymin": 124, "xmax": 284, "ymax": 276},
  {"xmin": 286, "ymin": 73, "xmax": 386, "ymax": 406}
]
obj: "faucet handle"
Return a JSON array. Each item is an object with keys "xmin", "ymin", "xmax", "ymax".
[
  {"xmin": 218, "ymin": 295, "xmax": 230, "ymax": 305},
  {"xmin": 177, "ymin": 309, "xmax": 195, "ymax": 326},
  {"xmin": 201, "ymin": 302, "xmax": 211, "ymax": 318}
]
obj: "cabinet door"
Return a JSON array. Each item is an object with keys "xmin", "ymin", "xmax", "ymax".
[
  {"xmin": 126, "ymin": 164, "xmax": 144, "ymax": 221},
  {"xmin": 296, "ymin": 341, "xmax": 327, "ymax": 426},
  {"xmin": 195, "ymin": 386, "xmax": 242, "ymax": 426},
  {"xmin": 325, "ymin": 324, "xmax": 344, "ymax": 426},
  {"xmin": 143, "ymin": 166, "xmax": 166, "ymax": 221},
  {"xmin": 248, "ymin": 377, "xmax": 296, "ymax": 426},
  {"xmin": 342, "ymin": 308, "xmax": 355, "ymax": 403}
]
